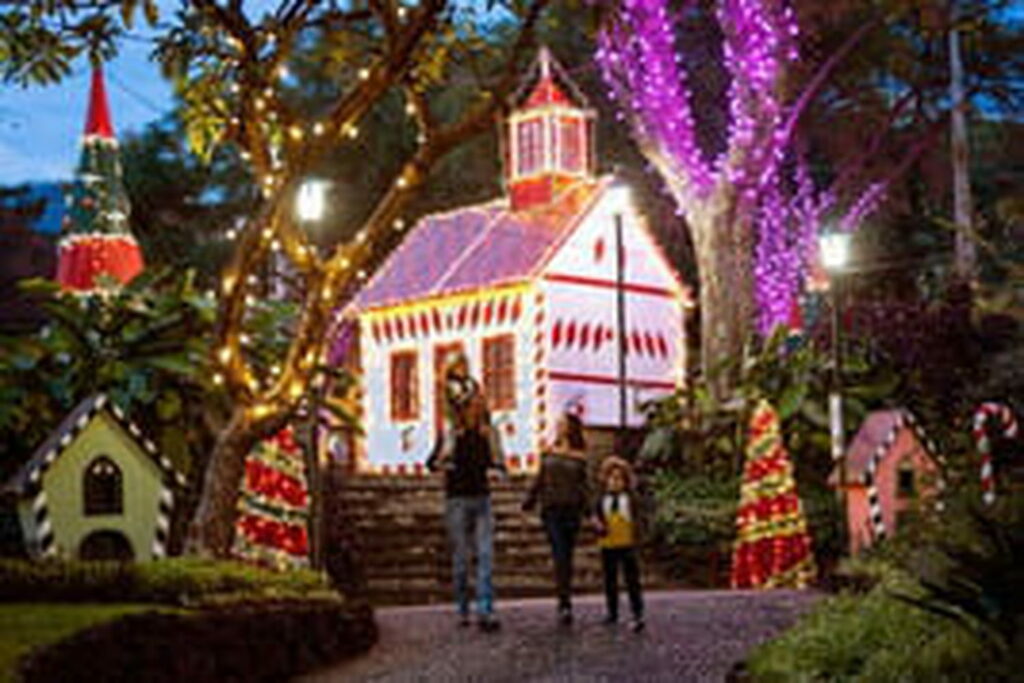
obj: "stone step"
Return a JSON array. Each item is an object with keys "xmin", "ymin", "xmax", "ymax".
[{"xmin": 327, "ymin": 469, "xmax": 677, "ymax": 607}]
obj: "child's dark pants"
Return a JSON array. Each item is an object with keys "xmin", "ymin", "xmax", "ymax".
[{"xmin": 601, "ymin": 547, "xmax": 644, "ymax": 620}]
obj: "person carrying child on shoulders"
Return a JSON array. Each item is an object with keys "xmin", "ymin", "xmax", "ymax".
[{"xmin": 593, "ymin": 455, "xmax": 645, "ymax": 633}]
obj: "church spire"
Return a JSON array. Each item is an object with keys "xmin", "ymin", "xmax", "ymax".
[
  {"xmin": 84, "ymin": 66, "xmax": 116, "ymax": 139},
  {"xmin": 56, "ymin": 65, "xmax": 144, "ymax": 291}
]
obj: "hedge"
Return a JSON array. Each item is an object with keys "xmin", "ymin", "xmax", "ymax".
[
  {"xmin": 0, "ymin": 558, "xmax": 335, "ymax": 606},
  {"xmin": 19, "ymin": 600, "xmax": 377, "ymax": 683}
]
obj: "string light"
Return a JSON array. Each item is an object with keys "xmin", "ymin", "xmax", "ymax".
[
  {"xmin": 344, "ymin": 125, "xmax": 359, "ymax": 139},
  {"xmin": 213, "ymin": 373, "xmax": 225, "ymax": 386},
  {"xmin": 393, "ymin": 218, "xmax": 406, "ymax": 231},
  {"xmin": 313, "ymin": 122, "xmax": 325, "ymax": 136},
  {"xmin": 218, "ymin": 347, "xmax": 232, "ymax": 364},
  {"xmin": 289, "ymin": 125, "xmax": 303, "ymax": 141},
  {"xmin": 597, "ymin": 0, "xmax": 819, "ymax": 334},
  {"xmin": 271, "ymin": 239, "xmax": 282, "ymax": 251},
  {"xmin": 277, "ymin": 65, "xmax": 290, "ymax": 80},
  {"xmin": 358, "ymin": 68, "xmax": 371, "ymax": 80},
  {"xmin": 226, "ymin": 228, "xmax": 238, "ymax": 240}
]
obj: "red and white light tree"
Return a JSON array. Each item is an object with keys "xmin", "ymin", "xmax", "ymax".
[
  {"xmin": 595, "ymin": 0, "xmax": 940, "ymax": 388},
  {"xmin": 731, "ymin": 399, "xmax": 816, "ymax": 589}
]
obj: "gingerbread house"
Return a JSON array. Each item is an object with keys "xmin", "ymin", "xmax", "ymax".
[{"xmin": 341, "ymin": 49, "xmax": 692, "ymax": 473}]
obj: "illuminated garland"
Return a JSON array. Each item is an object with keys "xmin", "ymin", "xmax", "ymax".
[
  {"xmin": 596, "ymin": 1, "xmax": 898, "ymax": 335},
  {"xmin": 731, "ymin": 400, "xmax": 816, "ymax": 589},
  {"xmin": 232, "ymin": 426, "xmax": 309, "ymax": 569}
]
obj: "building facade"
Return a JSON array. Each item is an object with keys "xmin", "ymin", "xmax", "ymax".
[{"xmin": 342, "ymin": 50, "xmax": 692, "ymax": 473}]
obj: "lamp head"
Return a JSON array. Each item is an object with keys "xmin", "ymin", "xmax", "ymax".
[
  {"xmin": 296, "ymin": 179, "xmax": 329, "ymax": 223},
  {"xmin": 819, "ymin": 231, "xmax": 852, "ymax": 272}
]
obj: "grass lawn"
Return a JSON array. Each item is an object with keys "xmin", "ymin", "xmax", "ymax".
[{"xmin": 0, "ymin": 604, "xmax": 162, "ymax": 683}]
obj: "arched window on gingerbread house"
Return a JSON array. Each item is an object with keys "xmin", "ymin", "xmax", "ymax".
[{"xmin": 83, "ymin": 456, "xmax": 123, "ymax": 516}]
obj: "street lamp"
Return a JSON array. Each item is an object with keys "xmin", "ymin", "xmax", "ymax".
[
  {"xmin": 819, "ymin": 230, "xmax": 852, "ymax": 491},
  {"xmin": 296, "ymin": 179, "xmax": 329, "ymax": 223},
  {"xmin": 296, "ymin": 178, "xmax": 329, "ymax": 570}
]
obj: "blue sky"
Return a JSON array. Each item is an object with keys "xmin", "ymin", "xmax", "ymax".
[
  {"xmin": 1, "ymin": 38, "xmax": 173, "ymax": 184},
  {"xmin": 0, "ymin": 0, "xmax": 286, "ymax": 185}
]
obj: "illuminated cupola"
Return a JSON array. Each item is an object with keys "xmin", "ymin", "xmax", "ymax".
[
  {"xmin": 56, "ymin": 66, "xmax": 144, "ymax": 292},
  {"xmin": 505, "ymin": 47, "xmax": 596, "ymax": 210}
]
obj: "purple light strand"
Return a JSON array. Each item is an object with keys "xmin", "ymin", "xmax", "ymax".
[{"xmin": 599, "ymin": 0, "xmax": 829, "ymax": 336}]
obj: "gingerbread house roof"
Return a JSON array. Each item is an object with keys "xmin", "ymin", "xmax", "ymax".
[
  {"xmin": 835, "ymin": 409, "xmax": 937, "ymax": 486},
  {"xmin": 353, "ymin": 177, "xmax": 608, "ymax": 311},
  {"xmin": 3, "ymin": 394, "xmax": 185, "ymax": 498}
]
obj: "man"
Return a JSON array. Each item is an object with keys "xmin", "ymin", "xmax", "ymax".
[{"xmin": 427, "ymin": 352, "xmax": 506, "ymax": 632}]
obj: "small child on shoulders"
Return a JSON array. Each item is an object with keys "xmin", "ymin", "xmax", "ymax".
[{"xmin": 593, "ymin": 455, "xmax": 645, "ymax": 633}]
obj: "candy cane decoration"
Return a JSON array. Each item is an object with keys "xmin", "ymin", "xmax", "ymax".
[
  {"xmin": 864, "ymin": 410, "xmax": 942, "ymax": 541},
  {"xmin": 972, "ymin": 402, "xmax": 1019, "ymax": 505}
]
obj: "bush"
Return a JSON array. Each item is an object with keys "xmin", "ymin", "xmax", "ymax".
[
  {"xmin": 746, "ymin": 565, "xmax": 995, "ymax": 682},
  {"xmin": 19, "ymin": 600, "xmax": 377, "ymax": 683},
  {"xmin": 649, "ymin": 471, "xmax": 841, "ymax": 586},
  {"xmin": 0, "ymin": 557, "xmax": 336, "ymax": 606}
]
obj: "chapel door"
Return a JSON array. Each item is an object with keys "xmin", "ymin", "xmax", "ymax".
[{"xmin": 434, "ymin": 342, "xmax": 465, "ymax": 437}]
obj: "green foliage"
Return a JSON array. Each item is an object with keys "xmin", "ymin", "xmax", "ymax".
[
  {"xmin": 0, "ymin": 557, "xmax": 335, "ymax": 607},
  {"xmin": 0, "ymin": 269, "xmax": 221, "ymax": 481},
  {"xmin": 640, "ymin": 328, "xmax": 899, "ymax": 487},
  {"xmin": 747, "ymin": 564, "xmax": 996, "ymax": 682},
  {"xmin": 748, "ymin": 491, "xmax": 1024, "ymax": 681},
  {"xmin": 119, "ymin": 116, "xmax": 255, "ymax": 283},
  {"xmin": 647, "ymin": 470, "xmax": 841, "ymax": 584},
  {"xmin": 0, "ymin": 603, "xmax": 162, "ymax": 683},
  {"xmin": 0, "ymin": 1, "xmax": 158, "ymax": 86},
  {"xmin": 889, "ymin": 491, "xmax": 1024, "ymax": 661}
]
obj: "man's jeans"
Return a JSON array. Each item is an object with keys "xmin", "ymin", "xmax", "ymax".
[
  {"xmin": 541, "ymin": 506, "xmax": 581, "ymax": 609},
  {"xmin": 445, "ymin": 495, "xmax": 495, "ymax": 617}
]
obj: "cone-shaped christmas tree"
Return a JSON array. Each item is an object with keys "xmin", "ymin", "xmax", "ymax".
[
  {"xmin": 56, "ymin": 66, "xmax": 144, "ymax": 291},
  {"xmin": 731, "ymin": 399, "xmax": 817, "ymax": 589},
  {"xmin": 232, "ymin": 426, "xmax": 310, "ymax": 569}
]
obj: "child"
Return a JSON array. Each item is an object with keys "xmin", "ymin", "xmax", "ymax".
[{"xmin": 594, "ymin": 456, "xmax": 645, "ymax": 632}]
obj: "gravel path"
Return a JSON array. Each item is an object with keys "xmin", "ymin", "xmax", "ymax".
[{"xmin": 298, "ymin": 589, "xmax": 819, "ymax": 683}]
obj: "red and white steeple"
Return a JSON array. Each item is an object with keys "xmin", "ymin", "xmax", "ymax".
[
  {"xmin": 56, "ymin": 65, "xmax": 144, "ymax": 292},
  {"xmin": 505, "ymin": 48, "xmax": 596, "ymax": 211},
  {"xmin": 84, "ymin": 66, "xmax": 116, "ymax": 140}
]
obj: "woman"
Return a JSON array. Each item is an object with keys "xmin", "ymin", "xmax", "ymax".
[{"xmin": 522, "ymin": 411, "xmax": 591, "ymax": 625}]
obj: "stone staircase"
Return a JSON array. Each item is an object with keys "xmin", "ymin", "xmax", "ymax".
[{"xmin": 326, "ymin": 471, "xmax": 676, "ymax": 606}]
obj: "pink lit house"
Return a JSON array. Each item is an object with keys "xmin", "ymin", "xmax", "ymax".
[{"xmin": 340, "ymin": 49, "xmax": 693, "ymax": 474}]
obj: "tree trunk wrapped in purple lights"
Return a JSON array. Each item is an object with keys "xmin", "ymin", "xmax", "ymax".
[{"xmin": 596, "ymin": 0, "xmax": 915, "ymax": 385}]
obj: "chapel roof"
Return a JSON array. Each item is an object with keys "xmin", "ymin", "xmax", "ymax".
[{"xmin": 352, "ymin": 177, "xmax": 609, "ymax": 311}]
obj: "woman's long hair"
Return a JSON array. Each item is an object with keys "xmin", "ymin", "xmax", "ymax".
[{"xmin": 562, "ymin": 413, "xmax": 586, "ymax": 451}]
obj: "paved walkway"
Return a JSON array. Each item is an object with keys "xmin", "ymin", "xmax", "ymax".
[{"xmin": 299, "ymin": 590, "xmax": 819, "ymax": 682}]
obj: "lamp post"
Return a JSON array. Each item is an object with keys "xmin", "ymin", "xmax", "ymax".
[
  {"xmin": 819, "ymin": 231, "xmax": 852, "ymax": 494},
  {"xmin": 296, "ymin": 178, "xmax": 329, "ymax": 569}
]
